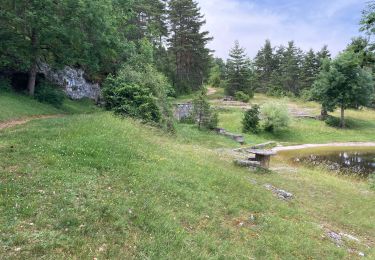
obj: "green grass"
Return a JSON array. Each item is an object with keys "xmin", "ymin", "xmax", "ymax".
[
  {"xmin": 0, "ymin": 92, "xmax": 374, "ymax": 258},
  {"xmin": 217, "ymin": 94, "xmax": 375, "ymax": 146},
  {"xmin": 1, "ymin": 112, "xmax": 373, "ymax": 259},
  {"xmin": 0, "ymin": 91, "xmax": 98, "ymax": 122}
]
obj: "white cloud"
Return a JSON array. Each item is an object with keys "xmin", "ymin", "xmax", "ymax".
[{"xmin": 197, "ymin": 0, "xmax": 367, "ymax": 59}]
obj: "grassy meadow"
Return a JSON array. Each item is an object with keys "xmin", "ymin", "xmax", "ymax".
[{"xmin": 0, "ymin": 91, "xmax": 374, "ymax": 259}]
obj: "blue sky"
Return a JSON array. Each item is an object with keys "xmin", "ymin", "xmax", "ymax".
[{"xmin": 197, "ymin": 0, "xmax": 368, "ymax": 58}]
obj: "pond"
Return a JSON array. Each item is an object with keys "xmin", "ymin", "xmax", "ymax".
[{"xmin": 279, "ymin": 147, "xmax": 375, "ymax": 178}]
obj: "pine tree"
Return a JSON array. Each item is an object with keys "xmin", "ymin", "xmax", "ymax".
[
  {"xmin": 131, "ymin": 0, "xmax": 168, "ymax": 44},
  {"xmin": 168, "ymin": 0, "xmax": 212, "ymax": 94},
  {"xmin": 226, "ymin": 41, "xmax": 253, "ymax": 96},
  {"xmin": 301, "ymin": 49, "xmax": 319, "ymax": 90},
  {"xmin": 254, "ymin": 40, "xmax": 275, "ymax": 91},
  {"xmin": 316, "ymin": 45, "xmax": 331, "ymax": 68},
  {"xmin": 280, "ymin": 41, "xmax": 303, "ymax": 95}
]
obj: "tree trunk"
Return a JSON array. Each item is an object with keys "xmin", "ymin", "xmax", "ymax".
[
  {"xmin": 27, "ymin": 61, "xmax": 37, "ymax": 96},
  {"xmin": 27, "ymin": 29, "xmax": 38, "ymax": 96},
  {"xmin": 320, "ymin": 107, "xmax": 328, "ymax": 120},
  {"xmin": 340, "ymin": 105, "xmax": 345, "ymax": 128}
]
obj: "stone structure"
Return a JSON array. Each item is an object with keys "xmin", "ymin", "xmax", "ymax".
[
  {"xmin": 215, "ymin": 128, "xmax": 245, "ymax": 144},
  {"xmin": 174, "ymin": 103, "xmax": 194, "ymax": 121},
  {"xmin": 38, "ymin": 63, "xmax": 101, "ymax": 100}
]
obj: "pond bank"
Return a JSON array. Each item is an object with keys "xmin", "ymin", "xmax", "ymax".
[{"xmin": 273, "ymin": 142, "xmax": 375, "ymax": 152}]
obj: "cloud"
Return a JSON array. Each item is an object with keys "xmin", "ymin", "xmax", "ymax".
[{"xmin": 197, "ymin": 0, "xmax": 367, "ymax": 59}]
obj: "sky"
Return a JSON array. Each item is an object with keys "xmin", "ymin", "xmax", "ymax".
[{"xmin": 197, "ymin": 0, "xmax": 368, "ymax": 59}]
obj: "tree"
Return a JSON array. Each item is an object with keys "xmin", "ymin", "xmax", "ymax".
[
  {"xmin": 346, "ymin": 37, "xmax": 375, "ymax": 71},
  {"xmin": 279, "ymin": 41, "xmax": 303, "ymax": 95},
  {"xmin": 226, "ymin": 41, "xmax": 253, "ymax": 96},
  {"xmin": 301, "ymin": 49, "xmax": 319, "ymax": 90},
  {"xmin": 192, "ymin": 90, "xmax": 218, "ymax": 130},
  {"xmin": 168, "ymin": 0, "xmax": 212, "ymax": 94},
  {"xmin": 254, "ymin": 40, "xmax": 275, "ymax": 90},
  {"xmin": 0, "ymin": 0, "xmax": 133, "ymax": 95},
  {"xmin": 360, "ymin": 1, "xmax": 375, "ymax": 47},
  {"xmin": 311, "ymin": 51, "xmax": 374, "ymax": 128},
  {"xmin": 130, "ymin": 0, "xmax": 168, "ymax": 44}
]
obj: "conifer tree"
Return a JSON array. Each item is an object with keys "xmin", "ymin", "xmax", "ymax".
[
  {"xmin": 279, "ymin": 41, "xmax": 303, "ymax": 95},
  {"xmin": 226, "ymin": 41, "xmax": 253, "ymax": 96},
  {"xmin": 168, "ymin": 0, "xmax": 212, "ymax": 94},
  {"xmin": 301, "ymin": 49, "xmax": 319, "ymax": 90},
  {"xmin": 254, "ymin": 40, "xmax": 275, "ymax": 90}
]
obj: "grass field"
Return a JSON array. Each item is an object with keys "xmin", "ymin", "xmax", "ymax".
[
  {"xmin": 0, "ymin": 92, "xmax": 97, "ymax": 122},
  {"xmin": 0, "ymin": 92, "xmax": 374, "ymax": 259}
]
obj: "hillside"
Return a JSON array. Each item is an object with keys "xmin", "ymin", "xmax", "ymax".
[{"xmin": 0, "ymin": 94, "xmax": 374, "ymax": 259}]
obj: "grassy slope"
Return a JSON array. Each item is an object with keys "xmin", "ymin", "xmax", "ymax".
[
  {"xmin": 0, "ymin": 92, "xmax": 374, "ymax": 258},
  {"xmin": 0, "ymin": 91, "xmax": 97, "ymax": 122},
  {"xmin": 0, "ymin": 112, "xmax": 374, "ymax": 259},
  {"xmin": 210, "ymin": 93, "xmax": 375, "ymax": 146}
]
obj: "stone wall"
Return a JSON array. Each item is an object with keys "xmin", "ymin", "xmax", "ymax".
[
  {"xmin": 174, "ymin": 103, "xmax": 194, "ymax": 120},
  {"xmin": 38, "ymin": 63, "xmax": 101, "ymax": 100}
]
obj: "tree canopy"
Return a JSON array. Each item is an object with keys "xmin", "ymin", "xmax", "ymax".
[{"xmin": 311, "ymin": 51, "xmax": 374, "ymax": 128}]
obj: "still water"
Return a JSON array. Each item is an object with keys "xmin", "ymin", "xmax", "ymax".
[{"xmin": 290, "ymin": 149, "xmax": 375, "ymax": 177}]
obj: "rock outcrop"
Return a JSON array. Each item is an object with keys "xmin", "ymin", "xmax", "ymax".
[{"xmin": 38, "ymin": 63, "xmax": 101, "ymax": 100}]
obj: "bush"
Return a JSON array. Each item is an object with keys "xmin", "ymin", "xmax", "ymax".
[
  {"xmin": 324, "ymin": 115, "xmax": 343, "ymax": 128},
  {"xmin": 34, "ymin": 80, "xmax": 65, "ymax": 108},
  {"xmin": 0, "ymin": 76, "xmax": 11, "ymax": 92},
  {"xmin": 300, "ymin": 88, "xmax": 313, "ymax": 101},
  {"xmin": 235, "ymin": 91, "xmax": 250, "ymax": 103},
  {"xmin": 192, "ymin": 91, "xmax": 218, "ymax": 130},
  {"xmin": 242, "ymin": 105, "xmax": 260, "ymax": 133},
  {"xmin": 102, "ymin": 65, "xmax": 174, "ymax": 130},
  {"xmin": 260, "ymin": 101, "xmax": 290, "ymax": 132}
]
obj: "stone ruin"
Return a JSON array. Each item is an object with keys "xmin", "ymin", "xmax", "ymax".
[{"xmin": 174, "ymin": 103, "xmax": 194, "ymax": 121}]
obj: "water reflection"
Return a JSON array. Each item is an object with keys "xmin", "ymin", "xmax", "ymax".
[{"xmin": 294, "ymin": 151, "xmax": 375, "ymax": 177}]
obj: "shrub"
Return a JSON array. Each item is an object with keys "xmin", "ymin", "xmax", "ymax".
[
  {"xmin": 242, "ymin": 105, "xmax": 260, "ymax": 133},
  {"xmin": 324, "ymin": 116, "xmax": 342, "ymax": 128},
  {"xmin": 34, "ymin": 80, "xmax": 65, "ymax": 108},
  {"xmin": 300, "ymin": 88, "xmax": 313, "ymax": 101},
  {"xmin": 0, "ymin": 76, "xmax": 11, "ymax": 92},
  {"xmin": 192, "ymin": 90, "xmax": 218, "ymax": 130},
  {"xmin": 235, "ymin": 91, "xmax": 250, "ymax": 103},
  {"xmin": 260, "ymin": 101, "xmax": 290, "ymax": 132},
  {"xmin": 102, "ymin": 65, "xmax": 174, "ymax": 130}
]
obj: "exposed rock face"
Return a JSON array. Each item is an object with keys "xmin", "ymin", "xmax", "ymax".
[{"xmin": 38, "ymin": 63, "xmax": 101, "ymax": 100}]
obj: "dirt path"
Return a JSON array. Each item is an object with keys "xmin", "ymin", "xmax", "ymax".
[
  {"xmin": 273, "ymin": 142, "xmax": 375, "ymax": 152},
  {"xmin": 207, "ymin": 87, "xmax": 218, "ymax": 96},
  {"xmin": 0, "ymin": 115, "xmax": 64, "ymax": 131}
]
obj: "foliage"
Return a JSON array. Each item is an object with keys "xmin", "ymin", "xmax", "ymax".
[
  {"xmin": 168, "ymin": 0, "xmax": 212, "ymax": 94},
  {"xmin": 360, "ymin": 1, "xmax": 375, "ymax": 46},
  {"xmin": 208, "ymin": 64, "xmax": 223, "ymax": 87},
  {"xmin": 242, "ymin": 105, "xmax": 260, "ymax": 133},
  {"xmin": 260, "ymin": 101, "xmax": 290, "ymax": 132},
  {"xmin": 311, "ymin": 50, "xmax": 374, "ymax": 128},
  {"xmin": 34, "ymin": 80, "xmax": 65, "ymax": 108},
  {"xmin": 226, "ymin": 41, "xmax": 254, "ymax": 96},
  {"xmin": 235, "ymin": 91, "xmax": 251, "ymax": 103},
  {"xmin": 192, "ymin": 90, "xmax": 218, "ymax": 130},
  {"xmin": 324, "ymin": 116, "xmax": 342, "ymax": 128},
  {"xmin": 0, "ymin": 0, "xmax": 134, "ymax": 94},
  {"xmin": 0, "ymin": 76, "xmax": 11, "ymax": 91},
  {"xmin": 253, "ymin": 40, "xmax": 275, "ymax": 90},
  {"xmin": 102, "ymin": 68, "xmax": 173, "ymax": 130}
]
